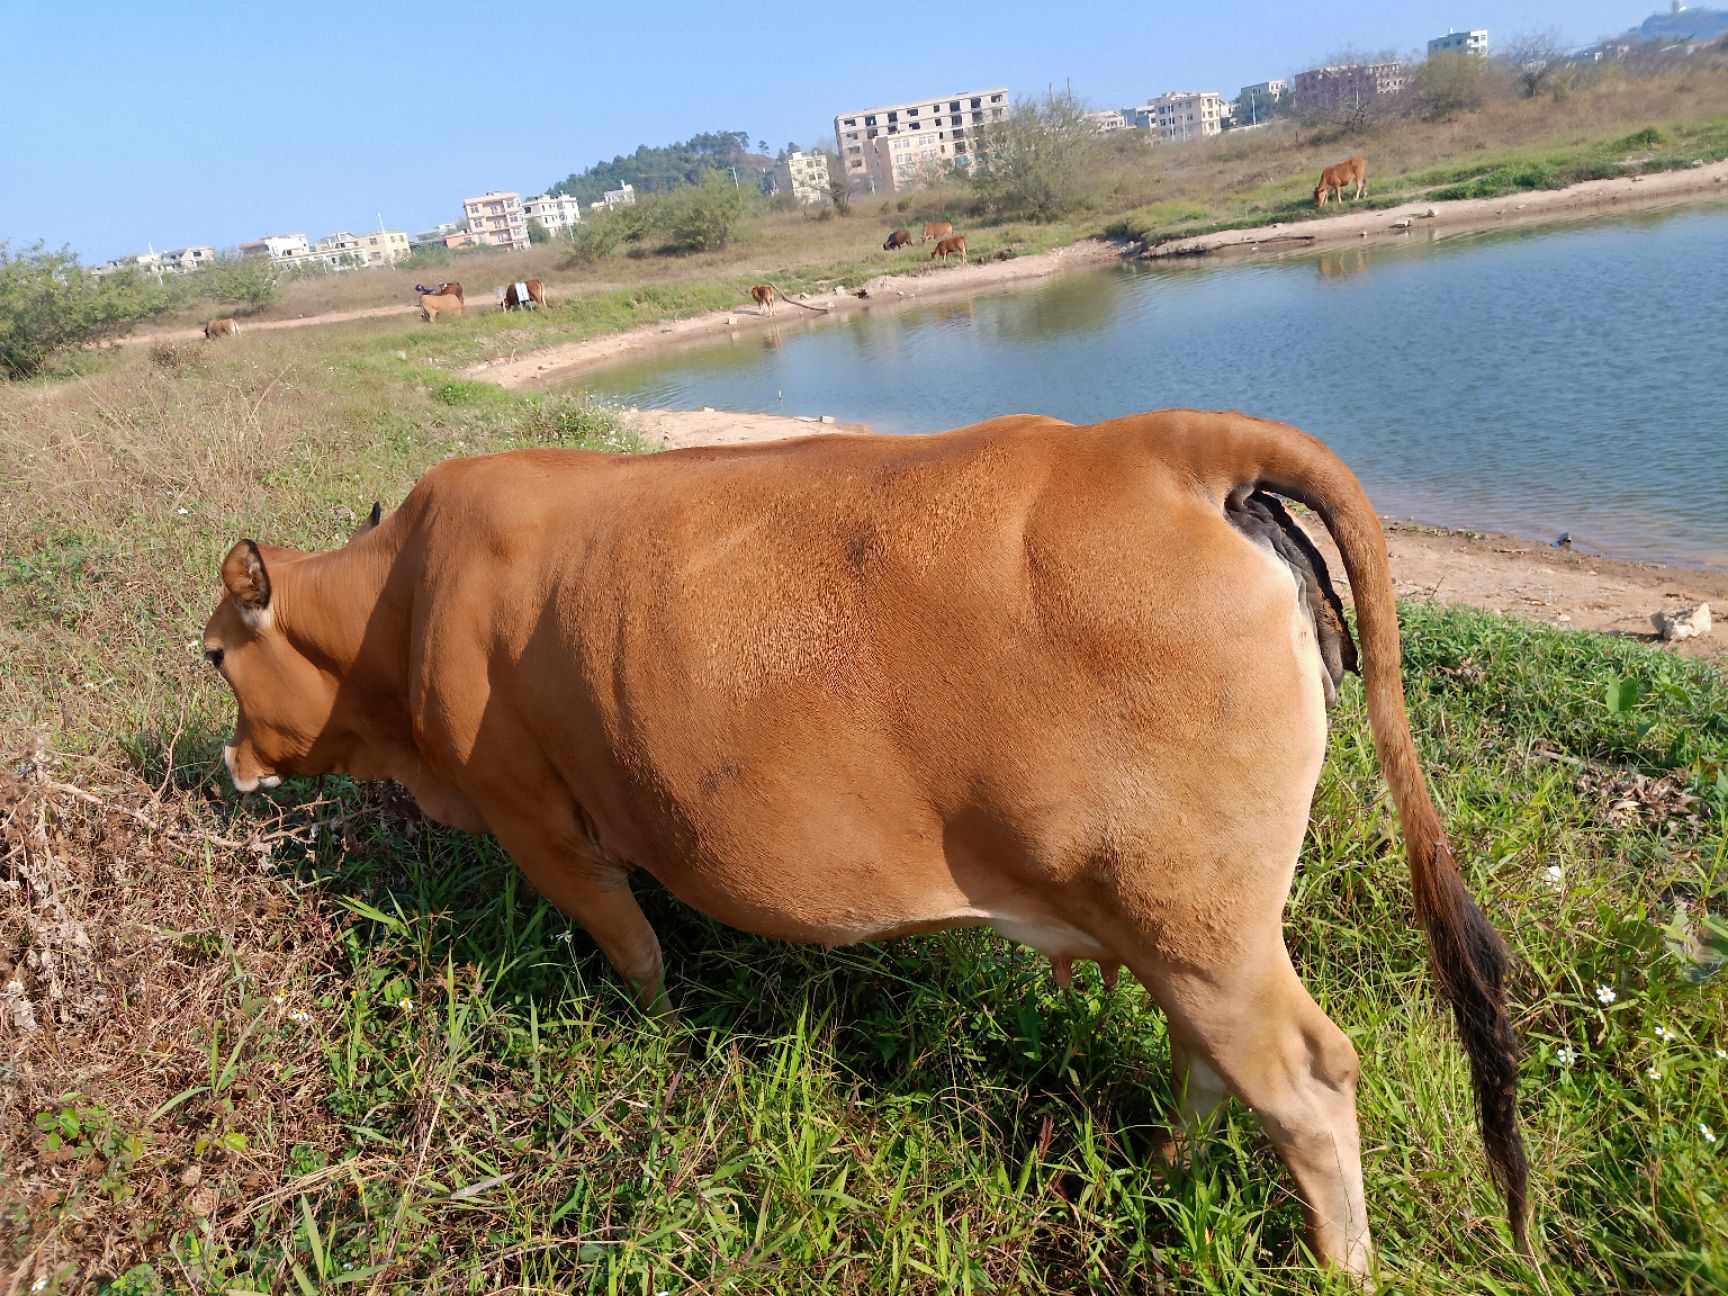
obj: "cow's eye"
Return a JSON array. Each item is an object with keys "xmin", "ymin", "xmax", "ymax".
[{"xmin": 204, "ymin": 647, "xmax": 225, "ymax": 670}]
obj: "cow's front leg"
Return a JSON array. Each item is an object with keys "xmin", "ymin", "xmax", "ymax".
[{"xmin": 490, "ymin": 820, "xmax": 666, "ymax": 1011}]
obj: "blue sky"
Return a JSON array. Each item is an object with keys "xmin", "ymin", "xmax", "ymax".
[{"xmin": 1, "ymin": 0, "xmax": 1656, "ymax": 263}]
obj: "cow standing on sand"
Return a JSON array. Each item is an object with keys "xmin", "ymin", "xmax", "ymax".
[
  {"xmin": 920, "ymin": 220, "xmax": 953, "ymax": 243},
  {"xmin": 930, "ymin": 235, "xmax": 967, "ymax": 262},
  {"xmin": 1315, "ymin": 156, "xmax": 1368, "ymax": 206},
  {"xmin": 750, "ymin": 284, "xmax": 776, "ymax": 315},
  {"xmin": 419, "ymin": 292, "xmax": 463, "ymax": 322},
  {"xmin": 883, "ymin": 228, "xmax": 913, "ymax": 251},
  {"xmin": 203, "ymin": 318, "xmax": 239, "ymax": 340},
  {"xmin": 201, "ymin": 407, "xmax": 1527, "ymax": 1281}
]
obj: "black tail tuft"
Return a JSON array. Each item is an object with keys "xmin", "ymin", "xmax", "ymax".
[{"xmin": 1418, "ymin": 843, "xmax": 1530, "ymax": 1253}]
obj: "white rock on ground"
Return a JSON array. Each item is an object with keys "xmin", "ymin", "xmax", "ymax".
[{"xmin": 1654, "ymin": 602, "xmax": 1713, "ymax": 642}]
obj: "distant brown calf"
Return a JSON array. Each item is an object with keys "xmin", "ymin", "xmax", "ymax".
[
  {"xmin": 750, "ymin": 284, "xmax": 776, "ymax": 315},
  {"xmin": 419, "ymin": 292, "xmax": 464, "ymax": 322},
  {"xmin": 203, "ymin": 318, "xmax": 239, "ymax": 340},
  {"xmin": 1315, "ymin": 156, "xmax": 1367, "ymax": 206},
  {"xmin": 920, "ymin": 220, "xmax": 953, "ymax": 243},
  {"xmin": 883, "ymin": 228, "xmax": 913, "ymax": 251},
  {"xmin": 930, "ymin": 235, "xmax": 967, "ymax": 263}
]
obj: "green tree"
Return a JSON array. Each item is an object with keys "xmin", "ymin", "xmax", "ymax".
[
  {"xmin": 0, "ymin": 242, "xmax": 169, "ymax": 380},
  {"xmin": 1410, "ymin": 51, "xmax": 1499, "ymax": 121},
  {"xmin": 199, "ymin": 254, "xmax": 276, "ymax": 310},
  {"xmin": 560, "ymin": 213, "xmax": 626, "ymax": 266},
  {"xmin": 525, "ymin": 217, "xmax": 553, "ymax": 245},
  {"xmin": 968, "ymin": 92, "xmax": 1102, "ymax": 221},
  {"xmin": 656, "ymin": 170, "xmax": 756, "ymax": 253}
]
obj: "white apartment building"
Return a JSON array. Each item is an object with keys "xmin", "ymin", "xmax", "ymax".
[
  {"xmin": 521, "ymin": 193, "xmax": 584, "ymax": 232},
  {"xmin": 600, "ymin": 183, "xmax": 636, "ymax": 209},
  {"xmin": 833, "ymin": 86, "xmax": 1010, "ymax": 190},
  {"xmin": 94, "ymin": 245, "xmax": 216, "ymax": 278},
  {"xmin": 1235, "ymin": 79, "xmax": 1286, "ymax": 126},
  {"xmin": 774, "ymin": 151, "xmax": 833, "ymax": 204},
  {"xmin": 1134, "ymin": 91, "xmax": 1224, "ymax": 142},
  {"xmin": 1428, "ymin": 28, "xmax": 1490, "ymax": 57},
  {"xmin": 238, "ymin": 233, "xmax": 311, "ymax": 260},
  {"xmin": 1083, "ymin": 109, "xmax": 1129, "ymax": 133},
  {"xmin": 462, "ymin": 191, "xmax": 530, "ymax": 252}
]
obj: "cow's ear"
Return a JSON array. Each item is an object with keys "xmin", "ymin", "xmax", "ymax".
[
  {"xmin": 221, "ymin": 540, "xmax": 271, "ymax": 612},
  {"xmin": 352, "ymin": 500, "xmax": 382, "ymax": 540}
]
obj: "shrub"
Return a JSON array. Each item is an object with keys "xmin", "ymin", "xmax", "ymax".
[
  {"xmin": 0, "ymin": 243, "xmax": 171, "ymax": 380},
  {"xmin": 1614, "ymin": 126, "xmax": 1671, "ymax": 151},
  {"xmin": 198, "ymin": 254, "xmax": 277, "ymax": 311},
  {"xmin": 968, "ymin": 92, "xmax": 1102, "ymax": 221},
  {"xmin": 561, "ymin": 215, "xmax": 626, "ymax": 266},
  {"xmin": 657, "ymin": 170, "xmax": 756, "ymax": 253}
]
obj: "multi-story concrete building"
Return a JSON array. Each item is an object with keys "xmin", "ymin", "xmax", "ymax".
[
  {"xmin": 600, "ymin": 183, "xmax": 636, "ymax": 209},
  {"xmin": 1428, "ymin": 28, "xmax": 1490, "ymax": 58},
  {"xmin": 93, "ymin": 245, "xmax": 217, "ymax": 278},
  {"xmin": 238, "ymin": 233, "xmax": 311, "ymax": 260},
  {"xmin": 1234, "ymin": 79, "xmax": 1287, "ymax": 126},
  {"xmin": 462, "ymin": 191, "xmax": 530, "ymax": 252},
  {"xmin": 833, "ymin": 86, "xmax": 1010, "ymax": 190},
  {"xmin": 1290, "ymin": 62, "xmax": 1409, "ymax": 116},
  {"xmin": 521, "ymin": 193, "xmax": 584, "ymax": 232},
  {"xmin": 1083, "ymin": 109, "xmax": 1129, "ymax": 133},
  {"xmin": 1133, "ymin": 91, "xmax": 1225, "ymax": 142},
  {"xmin": 773, "ymin": 151, "xmax": 834, "ymax": 204}
]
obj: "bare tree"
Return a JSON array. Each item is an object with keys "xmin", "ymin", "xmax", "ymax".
[{"xmin": 1500, "ymin": 27, "xmax": 1570, "ymax": 98}]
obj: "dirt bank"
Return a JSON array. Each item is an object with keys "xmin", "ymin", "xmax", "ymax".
[
  {"xmin": 627, "ymin": 409, "xmax": 1724, "ymax": 659},
  {"xmin": 1145, "ymin": 157, "xmax": 1728, "ymax": 260},
  {"xmin": 467, "ymin": 239, "xmax": 1127, "ymax": 389}
]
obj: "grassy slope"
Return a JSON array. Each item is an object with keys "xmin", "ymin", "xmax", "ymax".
[{"xmin": 3, "ymin": 334, "xmax": 1726, "ymax": 1295}]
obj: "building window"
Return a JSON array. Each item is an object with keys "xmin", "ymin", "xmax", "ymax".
[{"xmin": 971, "ymin": 97, "xmax": 981, "ymax": 107}]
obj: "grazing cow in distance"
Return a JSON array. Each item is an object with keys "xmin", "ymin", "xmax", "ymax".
[
  {"xmin": 203, "ymin": 318, "xmax": 239, "ymax": 340},
  {"xmin": 920, "ymin": 220, "xmax": 953, "ymax": 244},
  {"xmin": 883, "ymin": 228, "xmax": 913, "ymax": 251},
  {"xmin": 200, "ymin": 407, "xmax": 1529, "ymax": 1280},
  {"xmin": 930, "ymin": 235, "xmax": 967, "ymax": 263},
  {"xmin": 419, "ymin": 292, "xmax": 464, "ymax": 322},
  {"xmin": 502, "ymin": 279, "xmax": 548, "ymax": 311},
  {"xmin": 750, "ymin": 284, "xmax": 776, "ymax": 315},
  {"xmin": 1315, "ymin": 156, "xmax": 1368, "ymax": 206}
]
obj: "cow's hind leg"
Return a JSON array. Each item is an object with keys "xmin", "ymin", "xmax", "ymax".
[{"xmin": 1138, "ymin": 944, "xmax": 1371, "ymax": 1275}]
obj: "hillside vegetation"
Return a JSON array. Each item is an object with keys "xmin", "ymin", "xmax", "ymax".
[{"xmin": 2, "ymin": 324, "xmax": 1726, "ymax": 1294}]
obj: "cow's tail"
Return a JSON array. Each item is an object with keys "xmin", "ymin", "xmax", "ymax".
[{"xmin": 1168, "ymin": 409, "xmax": 1530, "ymax": 1253}]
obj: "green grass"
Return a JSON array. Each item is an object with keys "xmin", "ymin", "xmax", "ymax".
[{"xmin": 3, "ymin": 325, "xmax": 1726, "ymax": 1295}]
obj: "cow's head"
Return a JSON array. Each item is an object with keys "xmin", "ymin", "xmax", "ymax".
[{"xmin": 201, "ymin": 540, "xmax": 321, "ymax": 790}]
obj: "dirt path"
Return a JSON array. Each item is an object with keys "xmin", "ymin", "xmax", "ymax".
[
  {"xmin": 630, "ymin": 409, "xmax": 1723, "ymax": 659},
  {"xmin": 124, "ymin": 301, "xmax": 420, "ymax": 346},
  {"xmin": 1145, "ymin": 157, "xmax": 1728, "ymax": 260}
]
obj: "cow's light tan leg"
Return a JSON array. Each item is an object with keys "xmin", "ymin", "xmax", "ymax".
[
  {"xmin": 1140, "ymin": 948, "xmax": 1372, "ymax": 1276},
  {"xmin": 490, "ymin": 821, "xmax": 666, "ymax": 1009}
]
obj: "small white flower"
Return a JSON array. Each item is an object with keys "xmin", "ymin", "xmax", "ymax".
[
  {"xmin": 397, "ymin": 996, "xmax": 413, "ymax": 1010},
  {"xmin": 554, "ymin": 931, "xmax": 573, "ymax": 943},
  {"xmin": 1647, "ymin": 1066, "xmax": 1662, "ymax": 1080},
  {"xmin": 1717, "ymin": 1049, "xmax": 1726, "ymax": 1060},
  {"xmin": 176, "ymin": 507, "xmax": 189, "ymax": 516},
  {"xmin": 1596, "ymin": 985, "xmax": 1617, "ymax": 1005},
  {"xmin": 1702, "ymin": 1123, "xmax": 1717, "ymax": 1144},
  {"xmin": 33, "ymin": 1280, "xmax": 46, "ymax": 1293},
  {"xmin": 290, "ymin": 1010, "xmax": 310, "ymax": 1023},
  {"xmin": 1544, "ymin": 865, "xmax": 1563, "ymax": 886},
  {"xmin": 1654, "ymin": 1025, "xmax": 1674, "ymax": 1042},
  {"xmin": 1555, "ymin": 1046, "xmax": 1576, "ymax": 1066},
  {"xmin": 272, "ymin": 994, "xmax": 286, "ymax": 1006}
]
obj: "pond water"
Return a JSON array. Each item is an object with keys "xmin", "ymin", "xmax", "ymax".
[{"xmin": 569, "ymin": 203, "xmax": 1728, "ymax": 567}]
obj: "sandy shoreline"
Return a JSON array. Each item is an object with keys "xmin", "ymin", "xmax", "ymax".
[
  {"xmin": 1144, "ymin": 157, "xmax": 1728, "ymax": 259},
  {"xmin": 629, "ymin": 408, "xmax": 1723, "ymax": 659}
]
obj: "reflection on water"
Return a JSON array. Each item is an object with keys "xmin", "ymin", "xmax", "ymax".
[{"xmin": 571, "ymin": 203, "xmax": 1728, "ymax": 566}]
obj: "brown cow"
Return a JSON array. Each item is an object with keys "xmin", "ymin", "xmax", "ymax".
[
  {"xmin": 203, "ymin": 318, "xmax": 239, "ymax": 340},
  {"xmin": 883, "ymin": 228, "xmax": 913, "ymax": 251},
  {"xmin": 202, "ymin": 409, "xmax": 1527, "ymax": 1279},
  {"xmin": 930, "ymin": 235, "xmax": 967, "ymax": 262},
  {"xmin": 419, "ymin": 292, "xmax": 464, "ymax": 322},
  {"xmin": 1315, "ymin": 156, "xmax": 1368, "ymax": 206},
  {"xmin": 750, "ymin": 284, "xmax": 776, "ymax": 315},
  {"xmin": 415, "ymin": 282, "xmax": 464, "ymax": 302},
  {"xmin": 502, "ymin": 279, "xmax": 548, "ymax": 311},
  {"xmin": 920, "ymin": 220, "xmax": 953, "ymax": 243}
]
